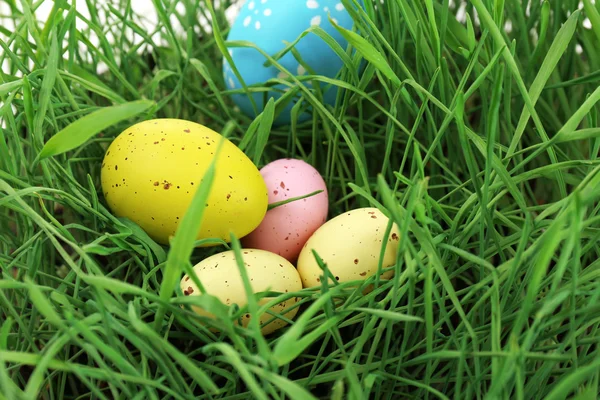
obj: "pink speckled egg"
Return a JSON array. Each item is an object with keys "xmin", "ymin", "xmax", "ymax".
[{"xmin": 243, "ymin": 159, "xmax": 328, "ymax": 262}]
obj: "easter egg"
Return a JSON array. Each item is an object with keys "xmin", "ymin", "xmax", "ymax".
[
  {"xmin": 297, "ymin": 208, "xmax": 400, "ymax": 287},
  {"xmin": 101, "ymin": 119, "xmax": 268, "ymax": 245},
  {"xmin": 180, "ymin": 249, "xmax": 303, "ymax": 335},
  {"xmin": 224, "ymin": 0, "xmax": 364, "ymax": 125},
  {"xmin": 243, "ymin": 159, "xmax": 328, "ymax": 262}
]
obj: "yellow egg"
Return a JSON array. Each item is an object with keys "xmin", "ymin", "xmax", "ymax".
[
  {"xmin": 180, "ymin": 249, "xmax": 302, "ymax": 335},
  {"xmin": 297, "ymin": 207, "xmax": 400, "ymax": 288},
  {"xmin": 101, "ymin": 119, "xmax": 268, "ymax": 245}
]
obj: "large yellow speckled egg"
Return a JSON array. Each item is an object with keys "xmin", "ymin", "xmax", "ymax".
[{"xmin": 101, "ymin": 119, "xmax": 268, "ymax": 245}]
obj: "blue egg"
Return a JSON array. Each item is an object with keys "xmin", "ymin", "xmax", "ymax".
[{"xmin": 224, "ymin": 0, "xmax": 364, "ymax": 126}]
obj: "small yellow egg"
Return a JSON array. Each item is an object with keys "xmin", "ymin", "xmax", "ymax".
[
  {"xmin": 101, "ymin": 119, "xmax": 268, "ymax": 245},
  {"xmin": 180, "ymin": 249, "xmax": 302, "ymax": 335},
  {"xmin": 297, "ymin": 207, "xmax": 400, "ymax": 287}
]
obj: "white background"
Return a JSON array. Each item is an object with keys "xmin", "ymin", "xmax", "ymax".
[{"xmin": 0, "ymin": 0, "xmax": 243, "ymax": 74}]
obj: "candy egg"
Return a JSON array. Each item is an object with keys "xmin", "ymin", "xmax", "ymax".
[
  {"xmin": 101, "ymin": 119, "xmax": 268, "ymax": 245},
  {"xmin": 243, "ymin": 159, "xmax": 328, "ymax": 262},
  {"xmin": 224, "ymin": 0, "xmax": 364, "ymax": 125},
  {"xmin": 180, "ymin": 249, "xmax": 302, "ymax": 335},
  {"xmin": 297, "ymin": 208, "xmax": 400, "ymax": 287}
]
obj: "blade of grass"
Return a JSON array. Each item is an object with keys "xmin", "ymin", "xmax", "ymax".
[
  {"xmin": 152, "ymin": 138, "xmax": 223, "ymax": 331},
  {"xmin": 38, "ymin": 100, "xmax": 154, "ymax": 159}
]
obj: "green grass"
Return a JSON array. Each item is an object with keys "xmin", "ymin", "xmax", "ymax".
[{"xmin": 1, "ymin": 0, "xmax": 600, "ymax": 398}]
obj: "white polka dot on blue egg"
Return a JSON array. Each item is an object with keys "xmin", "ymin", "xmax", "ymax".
[{"xmin": 224, "ymin": 0, "xmax": 364, "ymax": 126}]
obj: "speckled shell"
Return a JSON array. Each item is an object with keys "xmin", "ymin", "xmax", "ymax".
[
  {"xmin": 297, "ymin": 208, "xmax": 400, "ymax": 287},
  {"xmin": 180, "ymin": 249, "xmax": 302, "ymax": 335},
  {"xmin": 242, "ymin": 159, "xmax": 328, "ymax": 262},
  {"xmin": 101, "ymin": 119, "xmax": 268, "ymax": 245}
]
